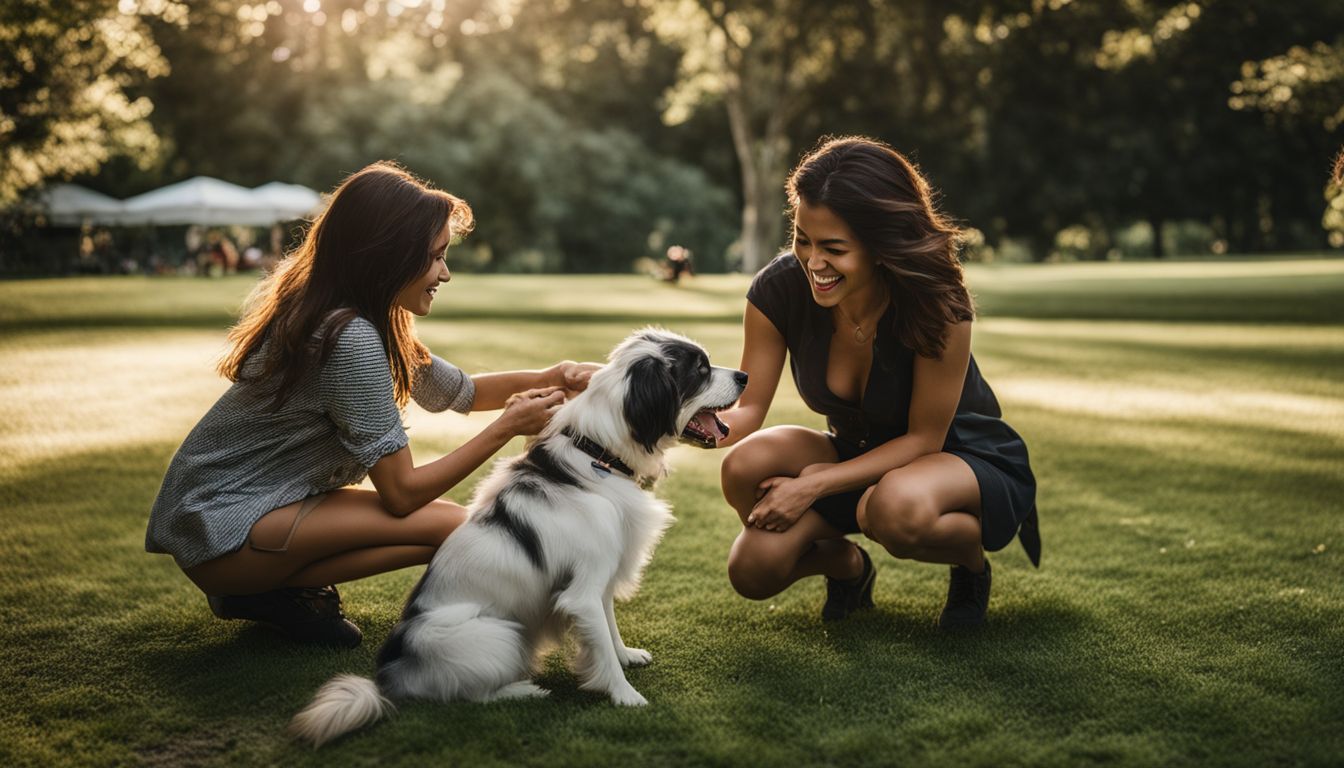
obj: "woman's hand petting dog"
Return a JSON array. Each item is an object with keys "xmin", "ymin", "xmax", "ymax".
[
  {"xmin": 549, "ymin": 361, "xmax": 603, "ymax": 397},
  {"xmin": 499, "ymin": 387, "xmax": 566, "ymax": 437}
]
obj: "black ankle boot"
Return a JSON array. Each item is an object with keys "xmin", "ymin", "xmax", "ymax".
[
  {"xmin": 938, "ymin": 559, "xmax": 991, "ymax": 630},
  {"xmin": 208, "ymin": 585, "xmax": 363, "ymax": 648},
  {"xmin": 822, "ymin": 545, "xmax": 876, "ymax": 622}
]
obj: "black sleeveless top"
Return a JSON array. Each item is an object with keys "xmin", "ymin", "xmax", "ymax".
[{"xmin": 746, "ymin": 252, "xmax": 1040, "ymax": 561}]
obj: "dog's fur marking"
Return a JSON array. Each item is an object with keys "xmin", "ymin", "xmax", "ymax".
[
  {"xmin": 375, "ymin": 623, "xmax": 410, "ymax": 674},
  {"xmin": 551, "ymin": 566, "xmax": 574, "ymax": 595},
  {"xmin": 623, "ymin": 357, "xmax": 678, "ymax": 452},
  {"xmin": 398, "ymin": 570, "xmax": 431, "ymax": 622},
  {"xmin": 517, "ymin": 443, "xmax": 581, "ymax": 488},
  {"xmin": 660, "ymin": 340, "xmax": 712, "ymax": 400},
  {"xmin": 477, "ymin": 494, "xmax": 546, "ymax": 571}
]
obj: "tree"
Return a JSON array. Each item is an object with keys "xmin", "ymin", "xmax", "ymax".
[
  {"xmin": 0, "ymin": 0, "xmax": 184, "ymax": 204},
  {"xmin": 646, "ymin": 0, "xmax": 871, "ymax": 272},
  {"xmin": 1232, "ymin": 36, "xmax": 1344, "ymax": 249},
  {"xmin": 124, "ymin": 0, "xmax": 737, "ymax": 271}
]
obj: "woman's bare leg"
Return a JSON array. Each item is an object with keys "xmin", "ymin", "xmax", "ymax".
[
  {"xmin": 282, "ymin": 545, "xmax": 438, "ymax": 588},
  {"xmin": 727, "ymin": 511, "xmax": 856, "ymax": 599},
  {"xmin": 183, "ymin": 488, "xmax": 466, "ymax": 596},
  {"xmin": 721, "ymin": 426, "xmax": 862, "ymax": 598},
  {"xmin": 856, "ymin": 453, "xmax": 985, "ymax": 570}
]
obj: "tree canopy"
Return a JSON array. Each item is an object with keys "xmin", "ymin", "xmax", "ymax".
[{"xmin": 2, "ymin": 0, "xmax": 1341, "ymax": 273}]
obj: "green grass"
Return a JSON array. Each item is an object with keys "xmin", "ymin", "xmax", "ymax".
[{"xmin": 1, "ymin": 259, "xmax": 1342, "ymax": 767}]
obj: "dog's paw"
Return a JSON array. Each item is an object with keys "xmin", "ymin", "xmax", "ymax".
[
  {"xmin": 609, "ymin": 683, "xmax": 648, "ymax": 707},
  {"xmin": 619, "ymin": 647, "xmax": 652, "ymax": 667},
  {"xmin": 488, "ymin": 681, "xmax": 550, "ymax": 701}
]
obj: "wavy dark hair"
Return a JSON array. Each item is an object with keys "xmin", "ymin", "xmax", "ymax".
[
  {"xmin": 219, "ymin": 161, "xmax": 474, "ymax": 409},
  {"xmin": 786, "ymin": 136, "xmax": 973, "ymax": 358}
]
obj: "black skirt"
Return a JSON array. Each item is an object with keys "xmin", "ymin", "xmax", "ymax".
[{"xmin": 812, "ymin": 413, "xmax": 1040, "ymax": 567}]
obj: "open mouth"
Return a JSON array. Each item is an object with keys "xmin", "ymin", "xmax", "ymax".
[
  {"xmin": 680, "ymin": 404, "xmax": 731, "ymax": 448},
  {"xmin": 812, "ymin": 272, "xmax": 842, "ymax": 292}
]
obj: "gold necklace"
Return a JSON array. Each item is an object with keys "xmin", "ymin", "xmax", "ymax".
[{"xmin": 836, "ymin": 298, "xmax": 886, "ymax": 344}]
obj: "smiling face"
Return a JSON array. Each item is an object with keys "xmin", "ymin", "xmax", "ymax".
[
  {"xmin": 395, "ymin": 221, "xmax": 452, "ymax": 316},
  {"xmin": 792, "ymin": 198, "xmax": 881, "ymax": 309}
]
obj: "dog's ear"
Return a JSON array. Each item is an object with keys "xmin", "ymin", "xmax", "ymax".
[{"xmin": 624, "ymin": 356, "xmax": 679, "ymax": 452}]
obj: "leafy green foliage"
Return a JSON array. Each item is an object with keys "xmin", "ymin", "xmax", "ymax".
[
  {"xmin": 0, "ymin": 0, "xmax": 185, "ymax": 203},
  {"xmin": 6, "ymin": 0, "xmax": 1344, "ymax": 270}
]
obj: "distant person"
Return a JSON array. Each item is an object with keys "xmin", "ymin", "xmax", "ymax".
[
  {"xmin": 198, "ymin": 231, "xmax": 240, "ymax": 276},
  {"xmin": 199, "ymin": 232, "xmax": 222, "ymax": 276},
  {"xmin": 146, "ymin": 162, "xmax": 599, "ymax": 647},
  {"xmin": 663, "ymin": 244, "xmax": 695, "ymax": 283},
  {"xmin": 241, "ymin": 245, "xmax": 263, "ymax": 271},
  {"xmin": 714, "ymin": 136, "xmax": 1038, "ymax": 628}
]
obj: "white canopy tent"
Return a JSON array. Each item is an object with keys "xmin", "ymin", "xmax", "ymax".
[
  {"xmin": 32, "ymin": 177, "xmax": 323, "ymax": 227},
  {"xmin": 38, "ymin": 184, "xmax": 126, "ymax": 226},
  {"xmin": 118, "ymin": 176, "xmax": 287, "ymax": 226},
  {"xmin": 251, "ymin": 181, "xmax": 323, "ymax": 221}
]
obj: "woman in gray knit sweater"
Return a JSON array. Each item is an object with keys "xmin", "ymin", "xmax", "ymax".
[{"xmin": 146, "ymin": 162, "xmax": 596, "ymax": 647}]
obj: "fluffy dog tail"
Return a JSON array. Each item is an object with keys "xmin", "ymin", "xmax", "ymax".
[
  {"xmin": 395, "ymin": 603, "xmax": 533, "ymax": 701},
  {"xmin": 288, "ymin": 674, "xmax": 392, "ymax": 749}
]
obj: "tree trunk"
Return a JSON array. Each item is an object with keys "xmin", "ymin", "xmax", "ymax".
[
  {"xmin": 725, "ymin": 87, "xmax": 787, "ymax": 274},
  {"xmin": 739, "ymin": 155, "xmax": 786, "ymax": 274},
  {"xmin": 1149, "ymin": 214, "xmax": 1166, "ymax": 259}
]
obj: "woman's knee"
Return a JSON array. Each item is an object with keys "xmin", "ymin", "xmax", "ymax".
[
  {"xmin": 721, "ymin": 427, "xmax": 829, "ymax": 512},
  {"xmin": 720, "ymin": 435, "xmax": 773, "ymax": 490},
  {"xmin": 726, "ymin": 535, "xmax": 789, "ymax": 600},
  {"xmin": 858, "ymin": 479, "xmax": 938, "ymax": 555}
]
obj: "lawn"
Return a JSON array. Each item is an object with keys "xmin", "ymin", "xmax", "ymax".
[{"xmin": 1, "ymin": 258, "xmax": 1341, "ymax": 767}]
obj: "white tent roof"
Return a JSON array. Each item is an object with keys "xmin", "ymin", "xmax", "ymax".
[
  {"xmin": 39, "ymin": 184, "xmax": 125, "ymax": 226},
  {"xmin": 33, "ymin": 177, "xmax": 324, "ymax": 226},
  {"xmin": 251, "ymin": 182, "xmax": 323, "ymax": 221},
  {"xmin": 118, "ymin": 176, "xmax": 281, "ymax": 226}
]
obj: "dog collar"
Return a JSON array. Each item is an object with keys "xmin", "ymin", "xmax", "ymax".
[{"xmin": 562, "ymin": 428, "xmax": 636, "ymax": 478}]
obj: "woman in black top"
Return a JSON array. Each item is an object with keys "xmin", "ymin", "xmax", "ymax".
[{"xmin": 718, "ymin": 136, "xmax": 1038, "ymax": 628}]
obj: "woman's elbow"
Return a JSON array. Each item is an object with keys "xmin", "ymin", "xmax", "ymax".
[
  {"xmin": 913, "ymin": 432, "xmax": 948, "ymax": 458},
  {"xmin": 412, "ymin": 394, "xmax": 452, "ymax": 413},
  {"xmin": 375, "ymin": 488, "xmax": 419, "ymax": 517}
]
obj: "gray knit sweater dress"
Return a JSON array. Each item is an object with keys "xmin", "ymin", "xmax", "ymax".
[{"xmin": 146, "ymin": 316, "xmax": 475, "ymax": 569}]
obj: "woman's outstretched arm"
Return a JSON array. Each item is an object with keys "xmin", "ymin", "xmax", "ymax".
[
  {"xmin": 367, "ymin": 388, "xmax": 564, "ymax": 516},
  {"xmin": 470, "ymin": 361, "xmax": 601, "ymax": 411},
  {"xmin": 717, "ymin": 303, "xmax": 787, "ymax": 448}
]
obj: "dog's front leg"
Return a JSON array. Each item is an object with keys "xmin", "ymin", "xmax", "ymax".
[
  {"xmin": 604, "ymin": 589, "xmax": 651, "ymax": 668},
  {"xmin": 555, "ymin": 588, "xmax": 647, "ymax": 707}
]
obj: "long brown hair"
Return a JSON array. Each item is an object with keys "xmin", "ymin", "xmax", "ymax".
[
  {"xmin": 787, "ymin": 136, "xmax": 973, "ymax": 358},
  {"xmin": 219, "ymin": 161, "xmax": 474, "ymax": 408}
]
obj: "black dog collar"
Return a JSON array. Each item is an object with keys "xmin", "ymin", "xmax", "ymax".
[{"xmin": 562, "ymin": 428, "xmax": 636, "ymax": 478}]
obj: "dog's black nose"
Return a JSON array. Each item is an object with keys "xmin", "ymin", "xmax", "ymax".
[{"xmin": 733, "ymin": 371, "xmax": 748, "ymax": 387}]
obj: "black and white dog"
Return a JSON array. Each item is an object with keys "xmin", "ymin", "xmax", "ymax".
[{"xmin": 289, "ymin": 329, "xmax": 745, "ymax": 747}]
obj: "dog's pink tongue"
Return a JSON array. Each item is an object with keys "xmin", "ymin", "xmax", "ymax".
[{"xmin": 694, "ymin": 411, "xmax": 728, "ymax": 441}]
